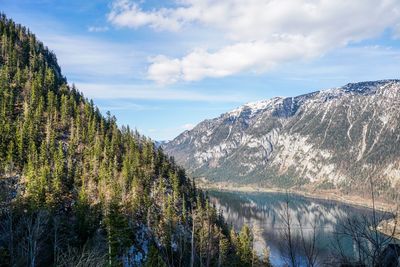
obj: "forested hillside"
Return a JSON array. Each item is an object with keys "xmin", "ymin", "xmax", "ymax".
[{"xmin": 0, "ymin": 14, "xmax": 267, "ymax": 267}]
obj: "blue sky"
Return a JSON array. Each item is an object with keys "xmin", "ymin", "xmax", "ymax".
[{"xmin": 1, "ymin": 0, "xmax": 400, "ymax": 140}]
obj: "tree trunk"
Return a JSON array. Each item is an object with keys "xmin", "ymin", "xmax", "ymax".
[{"xmin": 190, "ymin": 210, "xmax": 195, "ymax": 267}]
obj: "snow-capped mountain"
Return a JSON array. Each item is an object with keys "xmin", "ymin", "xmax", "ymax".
[{"xmin": 164, "ymin": 80, "xmax": 400, "ymax": 196}]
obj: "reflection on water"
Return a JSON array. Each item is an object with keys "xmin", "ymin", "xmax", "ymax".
[{"xmin": 208, "ymin": 190, "xmax": 390, "ymax": 266}]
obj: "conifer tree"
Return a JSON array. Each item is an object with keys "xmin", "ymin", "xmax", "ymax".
[
  {"xmin": 0, "ymin": 14, "xmax": 262, "ymax": 267},
  {"xmin": 52, "ymin": 142, "xmax": 65, "ymax": 201},
  {"xmin": 238, "ymin": 224, "xmax": 253, "ymax": 267},
  {"xmin": 144, "ymin": 245, "xmax": 167, "ymax": 267}
]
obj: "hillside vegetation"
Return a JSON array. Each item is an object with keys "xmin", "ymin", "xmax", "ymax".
[{"xmin": 0, "ymin": 14, "xmax": 269, "ymax": 267}]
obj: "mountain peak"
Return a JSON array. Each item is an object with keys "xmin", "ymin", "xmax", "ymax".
[
  {"xmin": 341, "ymin": 79, "xmax": 400, "ymax": 94},
  {"xmin": 227, "ymin": 97, "xmax": 284, "ymax": 118},
  {"xmin": 164, "ymin": 80, "xmax": 400, "ymax": 199}
]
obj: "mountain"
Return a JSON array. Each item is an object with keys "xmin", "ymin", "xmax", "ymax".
[
  {"xmin": 0, "ymin": 14, "xmax": 265, "ymax": 267},
  {"xmin": 164, "ymin": 80, "xmax": 400, "ymax": 200},
  {"xmin": 154, "ymin": 140, "xmax": 168, "ymax": 148}
]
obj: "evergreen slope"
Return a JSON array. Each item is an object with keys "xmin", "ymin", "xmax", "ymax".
[{"xmin": 0, "ymin": 14, "xmax": 268, "ymax": 267}]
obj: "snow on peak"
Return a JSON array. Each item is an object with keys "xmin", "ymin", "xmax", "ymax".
[{"xmin": 228, "ymin": 97, "xmax": 283, "ymax": 118}]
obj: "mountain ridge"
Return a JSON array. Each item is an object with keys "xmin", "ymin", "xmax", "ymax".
[{"xmin": 164, "ymin": 79, "xmax": 400, "ymax": 201}]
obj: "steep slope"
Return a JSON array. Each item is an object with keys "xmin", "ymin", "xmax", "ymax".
[
  {"xmin": 0, "ymin": 14, "xmax": 263, "ymax": 267},
  {"xmin": 164, "ymin": 80, "xmax": 400, "ymax": 198}
]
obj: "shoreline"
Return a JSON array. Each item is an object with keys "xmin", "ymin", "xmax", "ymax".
[
  {"xmin": 198, "ymin": 179, "xmax": 400, "ymax": 240},
  {"xmin": 196, "ymin": 179, "xmax": 398, "ymax": 213}
]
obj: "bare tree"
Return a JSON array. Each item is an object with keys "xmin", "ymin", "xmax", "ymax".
[
  {"xmin": 296, "ymin": 215, "xmax": 319, "ymax": 267},
  {"xmin": 56, "ymin": 244, "xmax": 107, "ymax": 267},
  {"xmin": 331, "ymin": 171, "xmax": 399, "ymax": 266},
  {"xmin": 52, "ymin": 215, "xmax": 62, "ymax": 265},
  {"xmin": 190, "ymin": 209, "xmax": 195, "ymax": 267},
  {"xmin": 19, "ymin": 210, "xmax": 49, "ymax": 267},
  {"xmin": 278, "ymin": 192, "xmax": 320, "ymax": 267},
  {"xmin": 279, "ymin": 192, "xmax": 298, "ymax": 267},
  {"xmin": 251, "ymin": 224, "xmax": 272, "ymax": 267},
  {"xmin": 0, "ymin": 209, "xmax": 15, "ymax": 266},
  {"xmin": 206, "ymin": 204, "xmax": 212, "ymax": 267}
]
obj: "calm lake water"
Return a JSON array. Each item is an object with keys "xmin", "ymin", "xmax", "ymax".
[{"xmin": 208, "ymin": 190, "xmax": 392, "ymax": 267}]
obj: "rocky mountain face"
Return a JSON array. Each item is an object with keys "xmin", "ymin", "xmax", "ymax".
[{"xmin": 164, "ymin": 80, "xmax": 400, "ymax": 197}]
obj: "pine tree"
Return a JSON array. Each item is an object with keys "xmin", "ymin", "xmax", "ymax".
[
  {"xmin": 218, "ymin": 231, "xmax": 229, "ymax": 267},
  {"xmin": 0, "ymin": 14, "xmax": 260, "ymax": 267},
  {"xmin": 52, "ymin": 142, "xmax": 65, "ymax": 202},
  {"xmin": 5, "ymin": 141, "xmax": 14, "ymax": 174},
  {"xmin": 238, "ymin": 224, "xmax": 253, "ymax": 267},
  {"xmin": 104, "ymin": 199, "xmax": 131, "ymax": 266},
  {"xmin": 171, "ymin": 171, "xmax": 180, "ymax": 204},
  {"xmin": 144, "ymin": 245, "xmax": 167, "ymax": 267}
]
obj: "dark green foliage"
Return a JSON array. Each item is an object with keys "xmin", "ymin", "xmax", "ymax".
[
  {"xmin": 144, "ymin": 245, "xmax": 167, "ymax": 267},
  {"xmin": 0, "ymin": 14, "xmax": 264, "ymax": 266},
  {"xmin": 237, "ymin": 225, "xmax": 253, "ymax": 266}
]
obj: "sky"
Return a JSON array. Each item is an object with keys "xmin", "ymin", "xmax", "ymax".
[{"xmin": 1, "ymin": 0, "xmax": 400, "ymax": 140}]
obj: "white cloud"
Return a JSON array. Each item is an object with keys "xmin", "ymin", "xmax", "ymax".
[
  {"xmin": 108, "ymin": 0, "xmax": 182, "ymax": 31},
  {"xmin": 147, "ymin": 55, "xmax": 182, "ymax": 84},
  {"xmin": 108, "ymin": 0, "xmax": 400, "ymax": 84},
  {"xmin": 148, "ymin": 38, "xmax": 322, "ymax": 83},
  {"xmin": 88, "ymin": 26, "xmax": 109, "ymax": 32}
]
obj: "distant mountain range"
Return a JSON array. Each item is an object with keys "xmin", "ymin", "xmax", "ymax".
[{"xmin": 164, "ymin": 80, "xmax": 400, "ymax": 199}]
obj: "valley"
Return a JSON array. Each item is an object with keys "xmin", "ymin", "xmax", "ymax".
[
  {"xmin": 164, "ymin": 80, "xmax": 400, "ymax": 204},
  {"xmin": 2, "ymin": 1, "xmax": 400, "ymax": 265}
]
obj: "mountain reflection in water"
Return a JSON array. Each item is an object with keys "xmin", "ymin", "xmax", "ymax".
[{"xmin": 208, "ymin": 190, "xmax": 391, "ymax": 266}]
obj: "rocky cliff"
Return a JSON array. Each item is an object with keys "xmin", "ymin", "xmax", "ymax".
[{"xmin": 164, "ymin": 80, "xmax": 400, "ymax": 197}]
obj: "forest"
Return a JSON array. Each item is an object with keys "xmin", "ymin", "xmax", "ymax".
[{"xmin": 0, "ymin": 14, "xmax": 270, "ymax": 267}]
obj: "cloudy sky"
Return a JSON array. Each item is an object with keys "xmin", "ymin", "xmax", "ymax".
[{"xmin": 2, "ymin": 0, "xmax": 400, "ymax": 140}]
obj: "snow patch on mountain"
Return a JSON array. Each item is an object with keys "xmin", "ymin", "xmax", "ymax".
[{"xmin": 164, "ymin": 80, "xmax": 400, "ymax": 194}]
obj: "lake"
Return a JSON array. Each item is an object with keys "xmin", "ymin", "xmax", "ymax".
[{"xmin": 208, "ymin": 190, "xmax": 393, "ymax": 266}]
